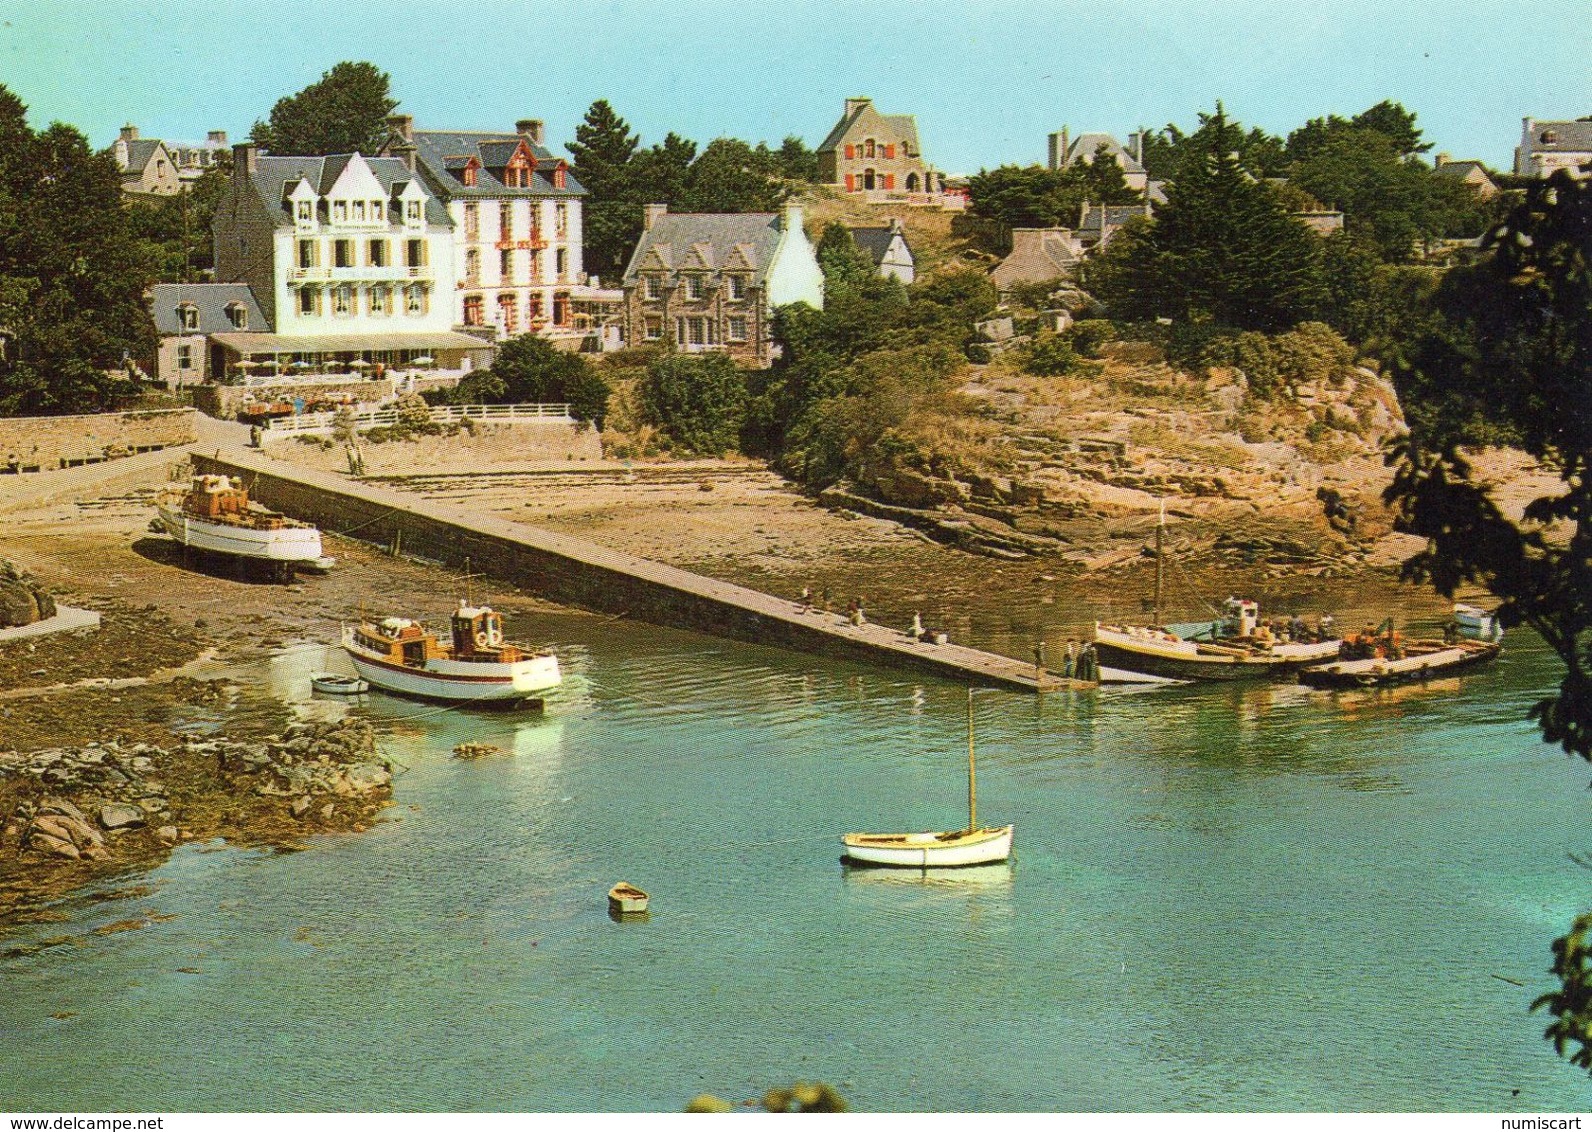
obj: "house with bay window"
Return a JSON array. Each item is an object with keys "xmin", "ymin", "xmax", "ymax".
[
  {"xmin": 382, "ymin": 115, "xmax": 604, "ymax": 346},
  {"xmin": 817, "ymin": 97, "xmax": 940, "ymax": 196},
  {"xmin": 210, "ymin": 144, "xmax": 490, "ymax": 380},
  {"xmin": 620, "ymin": 203, "xmax": 824, "ymax": 368}
]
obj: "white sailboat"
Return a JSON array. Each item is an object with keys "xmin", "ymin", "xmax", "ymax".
[{"xmin": 842, "ymin": 689, "xmax": 1014, "ymax": 869}]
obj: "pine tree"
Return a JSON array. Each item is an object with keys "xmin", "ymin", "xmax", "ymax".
[
  {"xmin": 250, "ymin": 62, "xmax": 397, "ymax": 156},
  {"xmin": 566, "ymin": 100, "xmax": 640, "ymax": 199}
]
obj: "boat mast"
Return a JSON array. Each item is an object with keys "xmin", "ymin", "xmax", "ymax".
[
  {"xmin": 1153, "ymin": 497, "xmax": 1165, "ymax": 627},
  {"xmin": 967, "ymin": 687, "xmax": 977, "ymax": 832}
]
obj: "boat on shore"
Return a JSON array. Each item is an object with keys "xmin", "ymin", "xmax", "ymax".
[
  {"xmin": 1299, "ymin": 637, "xmax": 1502, "ymax": 689},
  {"xmin": 843, "ymin": 689, "xmax": 1014, "ymax": 869},
  {"xmin": 608, "ymin": 883, "xmax": 649, "ymax": 915},
  {"xmin": 155, "ymin": 474, "xmax": 324, "ymax": 577},
  {"xmin": 1094, "ymin": 597, "xmax": 1340, "ymax": 683},
  {"xmin": 310, "ymin": 673, "xmax": 368, "ymax": 696},
  {"xmin": 341, "ymin": 601, "xmax": 561, "ymax": 707}
]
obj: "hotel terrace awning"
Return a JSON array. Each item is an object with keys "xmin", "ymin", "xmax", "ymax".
[{"xmin": 209, "ymin": 331, "xmax": 493, "ymax": 355}]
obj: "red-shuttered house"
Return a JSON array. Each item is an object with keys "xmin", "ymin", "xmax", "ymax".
[{"xmin": 816, "ymin": 97, "xmax": 940, "ymax": 196}]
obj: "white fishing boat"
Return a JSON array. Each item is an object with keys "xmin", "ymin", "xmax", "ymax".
[
  {"xmin": 310, "ymin": 673, "xmax": 368, "ymax": 696},
  {"xmin": 1299, "ymin": 637, "xmax": 1502, "ymax": 689},
  {"xmin": 842, "ymin": 689, "xmax": 1014, "ymax": 869},
  {"xmin": 341, "ymin": 601, "xmax": 561, "ymax": 707},
  {"xmin": 155, "ymin": 475, "xmax": 323, "ymax": 572},
  {"xmin": 1453, "ymin": 602, "xmax": 1503, "ymax": 641}
]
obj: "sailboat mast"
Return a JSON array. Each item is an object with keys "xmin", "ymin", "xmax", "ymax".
[
  {"xmin": 1154, "ymin": 498, "xmax": 1165, "ymax": 627},
  {"xmin": 967, "ymin": 687, "xmax": 977, "ymax": 832}
]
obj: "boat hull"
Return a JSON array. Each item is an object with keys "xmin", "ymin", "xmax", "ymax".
[
  {"xmin": 1453, "ymin": 604, "xmax": 1503, "ymax": 640},
  {"xmin": 156, "ymin": 504, "xmax": 323, "ymax": 563},
  {"xmin": 842, "ymin": 825, "xmax": 1014, "ymax": 868},
  {"xmin": 1093, "ymin": 628, "xmax": 1339, "ymax": 683},
  {"xmin": 1299, "ymin": 641, "xmax": 1501, "ymax": 689},
  {"xmin": 342, "ymin": 628, "xmax": 561, "ymax": 704}
]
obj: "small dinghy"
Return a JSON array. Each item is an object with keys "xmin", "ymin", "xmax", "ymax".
[
  {"xmin": 310, "ymin": 673, "xmax": 369, "ymax": 696},
  {"xmin": 608, "ymin": 882, "xmax": 649, "ymax": 915}
]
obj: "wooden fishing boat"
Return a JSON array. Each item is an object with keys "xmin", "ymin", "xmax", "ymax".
[
  {"xmin": 1094, "ymin": 598, "xmax": 1340, "ymax": 682},
  {"xmin": 843, "ymin": 689, "xmax": 1014, "ymax": 869},
  {"xmin": 341, "ymin": 601, "xmax": 561, "ymax": 706},
  {"xmin": 1299, "ymin": 638, "xmax": 1501, "ymax": 689},
  {"xmin": 1453, "ymin": 602, "xmax": 1503, "ymax": 641},
  {"xmin": 608, "ymin": 882, "xmax": 649, "ymax": 914},
  {"xmin": 309, "ymin": 673, "xmax": 368, "ymax": 695},
  {"xmin": 155, "ymin": 475, "xmax": 323, "ymax": 574}
]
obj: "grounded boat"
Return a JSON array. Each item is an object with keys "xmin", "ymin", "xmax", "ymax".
[
  {"xmin": 310, "ymin": 673, "xmax": 368, "ymax": 696},
  {"xmin": 156, "ymin": 474, "xmax": 323, "ymax": 575},
  {"xmin": 1300, "ymin": 637, "xmax": 1502, "ymax": 689},
  {"xmin": 843, "ymin": 689, "xmax": 1014, "ymax": 869},
  {"xmin": 608, "ymin": 883, "xmax": 649, "ymax": 915},
  {"xmin": 1094, "ymin": 597, "xmax": 1341, "ymax": 683},
  {"xmin": 1453, "ymin": 602, "xmax": 1503, "ymax": 641},
  {"xmin": 341, "ymin": 601, "xmax": 561, "ymax": 707}
]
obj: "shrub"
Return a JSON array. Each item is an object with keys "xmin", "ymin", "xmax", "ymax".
[
  {"xmin": 639, "ymin": 353, "xmax": 748, "ymax": 456},
  {"xmin": 1021, "ymin": 332, "xmax": 1082, "ymax": 377},
  {"xmin": 1066, "ymin": 319, "xmax": 1117, "ymax": 358}
]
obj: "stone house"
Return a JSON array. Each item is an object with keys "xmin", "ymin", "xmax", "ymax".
[
  {"xmin": 1515, "ymin": 118, "xmax": 1592, "ymax": 179},
  {"xmin": 111, "ymin": 125, "xmax": 229, "ymax": 197},
  {"xmin": 990, "ymin": 228, "xmax": 1085, "ymax": 294},
  {"xmin": 1048, "ymin": 129, "xmax": 1149, "ymax": 193},
  {"xmin": 381, "ymin": 116, "xmax": 598, "ymax": 345},
  {"xmin": 149, "ymin": 283, "xmax": 269, "ymax": 388},
  {"xmin": 621, "ymin": 203, "xmax": 824, "ymax": 368},
  {"xmin": 210, "ymin": 145, "xmax": 490, "ymax": 381},
  {"xmin": 846, "ymin": 219, "xmax": 915, "ymax": 284},
  {"xmin": 1433, "ymin": 154, "xmax": 1500, "ymax": 199},
  {"xmin": 817, "ymin": 97, "xmax": 940, "ymax": 194}
]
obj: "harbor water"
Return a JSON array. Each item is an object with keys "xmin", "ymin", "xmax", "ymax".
[{"xmin": 3, "ymin": 612, "xmax": 1589, "ymax": 1111}]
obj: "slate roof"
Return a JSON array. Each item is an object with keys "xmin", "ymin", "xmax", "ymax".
[
  {"xmin": 242, "ymin": 154, "xmax": 452, "ymax": 228},
  {"xmin": 119, "ymin": 139, "xmax": 165, "ymax": 177},
  {"xmin": 1065, "ymin": 133, "xmax": 1145, "ymax": 176},
  {"xmin": 150, "ymin": 284, "xmax": 271, "ymax": 336},
  {"xmin": 622, "ymin": 212, "xmax": 784, "ymax": 286},
  {"xmin": 403, "ymin": 130, "xmax": 586, "ymax": 199},
  {"xmin": 846, "ymin": 224, "xmax": 907, "ymax": 268},
  {"xmin": 1077, "ymin": 203, "xmax": 1152, "ymax": 233},
  {"xmin": 817, "ymin": 103, "xmax": 922, "ymax": 155},
  {"xmin": 991, "ymin": 230, "xmax": 1083, "ymax": 288},
  {"xmin": 1434, "ymin": 159, "xmax": 1490, "ymax": 178},
  {"xmin": 1526, "ymin": 120, "xmax": 1592, "ymax": 153}
]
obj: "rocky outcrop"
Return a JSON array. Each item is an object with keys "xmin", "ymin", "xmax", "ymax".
[
  {"xmin": 0, "ymin": 560, "xmax": 56, "ymax": 628},
  {"xmin": 204, "ymin": 719, "xmax": 392, "ymax": 819}
]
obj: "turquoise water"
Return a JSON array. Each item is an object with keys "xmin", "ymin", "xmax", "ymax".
[{"xmin": 3, "ymin": 614, "xmax": 1589, "ymax": 1111}]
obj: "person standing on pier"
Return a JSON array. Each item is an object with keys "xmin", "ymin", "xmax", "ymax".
[
  {"xmin": 909, "ymin": 611, "xmax": 925, "ymax": 640},
  {"xmin": 1033, "ymin": 639, "xmax": 1047, "ymax": 680},
  {"xmin": 1063, "ymin": 639, "xmax": 1078, "ymax": 679},
  {"xmin": 799, "ymin": 586, "xmax": 813, "ymax": 613}
]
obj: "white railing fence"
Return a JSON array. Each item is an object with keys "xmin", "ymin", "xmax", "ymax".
[{"xmin": 262, "ymin": 402, "xmax": 573, "ymax": 438}]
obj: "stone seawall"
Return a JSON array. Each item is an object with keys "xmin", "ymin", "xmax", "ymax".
[
  {"xmin": 191, "ymin": 450, "xmax": 1056, "ymax": 692},
  {"xmin": 0, "ymin": 409, "xmax": 197, "ymax": 473},
  {"xmin": 270, "ymin": 419, "xmax": 603, "ymax": 473}
]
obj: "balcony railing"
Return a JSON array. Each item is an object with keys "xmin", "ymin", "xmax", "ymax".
[
  {"xmin": 495, "ymin": 233, "xmax": 548, "ymax": 251},
  {"xmin": 263, "ymin": 401, "xmax": 574, "ymax": 437},
  {"xmin": 289, "ymin": 265, "xmax": 431, "ymax": 283}
]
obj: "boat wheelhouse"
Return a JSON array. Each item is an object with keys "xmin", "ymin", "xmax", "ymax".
[
  {"xmin": 155, "ymin": 474, "xmax": 324, "ymax": 575},
  {"xmin": 341, "ymin": 602, "xmax": 561, "ymax": 706}
]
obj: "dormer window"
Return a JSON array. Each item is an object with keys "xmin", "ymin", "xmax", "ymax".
[
  {"xmin": 177, "ymin": 303, "xmax": 199, "ymax": 332},
  {"xmin": 645, "ymin": 274, "xmax": 664, "ymax": 300},
  {"xmin": 296, "ymin": 201, "xmax": 313, "ymax": 222},
  {"xmin": 372, "ymin": 201, "xmax": 383, "ymax": 222},
  {"xmin": 553, "ymin": 164, "xmax": 567, "ymax": 189},
  {"xmin": 353, "ymin": 201, "xmax": 366, "ymax": 222},
  {"xmin": 405, "ymin": 200, "xmax": 421, "ymax": 223},
  {"xmin": 1542, "ymin": 130, "xmax": 1559, "ymax": 145},
  {"xmin": 225, "ymin": 302, "xmax": 247, "ymax": 330},
  {"xmin": 333, "ymin": 201, "xmax": 348, "ymax": 223},
  {"xmin": 463, "ymin": 166, "xmax": 477, "ymax": 187}
]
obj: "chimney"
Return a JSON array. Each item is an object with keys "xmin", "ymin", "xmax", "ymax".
[
  {"xmin": 233, "ymin": 142, "xmax": 257, "ymax": 176},
  {"xmin": 782, "ymin": 201, "xmax": 805, "ymax": 234},
  {"xmin": 1047, "ymin": 131, "xmax": 1064, "ymax": 170},
  {"xmin": 207, "ymin": 130, "xmax": 228, "ymax": 147},
  {"xmin": 844, "ymin": 96, "xmax": 873, "ymax": 118},
  {"xmin": 1435, "ymin": 152, "xmax": 1450, "ymax": 167},
  {"xmin": 516, "ymin": 119, "xmax": 545, "ymax": 146},
  {"xmin": 393, "ymin": 143, "xmax": 417, "ymax": 173},
  {"xmin": 1129, "ymin": 131, "xmax": 1144, "ymax": 164},
  {"xmin": 643, "ymin": 203, "xmax": 668, "ymax": 231},
  {"xmin": 387, "ymin": 114, "xmax": 414, "ymax": 144},
  {"xmin": 120, "ymin": 124, "xmax": 139, "ymax": 143}
]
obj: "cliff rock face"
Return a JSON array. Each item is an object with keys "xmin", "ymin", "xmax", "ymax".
[{"xmin": 0, "ymin": 562, "xmax": 56, "ymax": 628}]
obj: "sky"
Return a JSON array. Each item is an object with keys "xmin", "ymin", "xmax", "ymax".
[{"xmin": 1, "ymin": 0, "xmax": 1587, "ymax": 174}]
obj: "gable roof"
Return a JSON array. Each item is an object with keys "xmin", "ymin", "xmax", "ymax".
[
  {"xmin": 622, "ymin": 212, "xmax": 785, "ymax": 286},
  {"xmin": 149, "ymin": 284, "xmax": 271, "ymax": 336},
  {"xmin": 120, "ymin": 138, "xmax": 167, "ymax": 177},
  {"xmin": 818, "ymin": 102, "xmax": 922, "ymax": 156},
  {"xmin": 1066, "ymin": 133, "xmax": 1145, "ymax": 176},
  {"xmin": 1525, "ymin": 120, "xmax": 1592, "ymax": 153},
  {"xmin": 1434, "ymin": 159, "xmax": 1494, "ymax": 182},
  {"xmin": 991, "ymin": 229, "xmax": 1083, "ymax": 287},
  {"xmin": 241, "ymin": 154, "xmax": 452, "ymax": 228},
  {"xmin": 846, "ymin": 224, "xmax": 910, "ymax": 268},
  {"xmin": 403, "ymin": 130, "xmax": 586, "ymax": 199}
]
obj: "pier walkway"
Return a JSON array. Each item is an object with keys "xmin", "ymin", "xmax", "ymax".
[{"xmin": 193, "ymin": 448, "xmax": 1069, "ymax": 693}]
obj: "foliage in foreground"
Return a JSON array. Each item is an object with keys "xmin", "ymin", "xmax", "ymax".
[
  {"xmin": 1381, "ymin": 169, "xmax": 1592, "ymax": 1071},
  {"xmin": 439, "ymin": 335, "xmax": 610, "ymax": 428}
]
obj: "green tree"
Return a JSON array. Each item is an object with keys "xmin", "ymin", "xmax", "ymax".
[
  {"xmin": 678, "ymin": 137, "xmax": 786, "ymax": 213},
  {"xmin": 125, "ymin": 159, "xmax": 232, "ymax": 282},
  {"xmin": 567, "ymin": 101, "xmax": 643, "ymax": 282},
  {"xmin": 250, "ymin": 61, "xmax": 397, "ymax": 156},
  {"xmin": 1381, "ymin": 172, "xmax": 1592, "ymax": 1071},
  {"xmin": 1088, "ymin": 106, "xmax": 1326, "ymax": 331},
  {"xmin": 1287, "ymin": 126, "xmax": 1441, "ymax": 261},
  {"xmin": 0, "ymin": 90, "xmax": 152, "ymax": 415},
  {"xmin": 640, "ymin": 352, "xmax": 748, "ymax": 455},
  {"xmin": 816, "ymin": 221, "xmax": 876, "ymax": 295},
  {"xmin": 777, "ymin": 136, "xmax": 820, "ymax": 183},
  {"xmin": 453, "ymin": 334, "xmax": 609, "ymax": 427}
]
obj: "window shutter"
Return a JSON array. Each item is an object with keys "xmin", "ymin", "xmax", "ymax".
[
  {"xmin": 885, "ymin": 145, "xmax": 895, "ymax": 159},
  {"xmin": 844, "ymin": 173, "xmax": 855, "ymax": 192},
  {"xmin": 844, "ymin": 144, "xmax": 855, "ymax": 160},
  {"xmin": 884, "ymin": 174, "xmax": 895, "ymax": 190}
]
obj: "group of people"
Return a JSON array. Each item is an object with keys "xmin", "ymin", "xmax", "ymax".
[
  {"xmin": 1340, "ymin": 623, "xmax": 1406, "ymax": 661},
  {"xmin": 1251, "ymin": 613, "xmax": 1335, "ymax": 646},
  {"xmin": 797, "ymin": 586, "xmax": 950, "ymax": 642},
  {"xmin": 1034, "ymin": 638, "xmax": 1100, "ymax": 683}
]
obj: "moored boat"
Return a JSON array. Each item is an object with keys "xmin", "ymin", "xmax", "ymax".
[
  {"xmin": 341, "ymin": 601, "xmax": 561, "ymax": 707},
  {"xmin": 310, "ymin": 673, "xmax": 368, "ymax": 695},
  {"xmin": 1453, "ymin": 602, "xmax": 1503, "ymax": 641},
  {"xmin": 155, "ymin": 475, "xmax": 323, "ymax": 573},
  {"xmin": 608, "ymin": 882, "xmax": 649, "ymax": 914},
  {"xmin": 1299, "ymin": 638, "xmax": 1501, "ymax": 689},
  {"xmin": 1094, "ymin": 598, "xmax": 1340, "ymax": 682},
  {"xmin": 843, "ymin": 689, "xmax": 1014, "ymax": 869}
]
